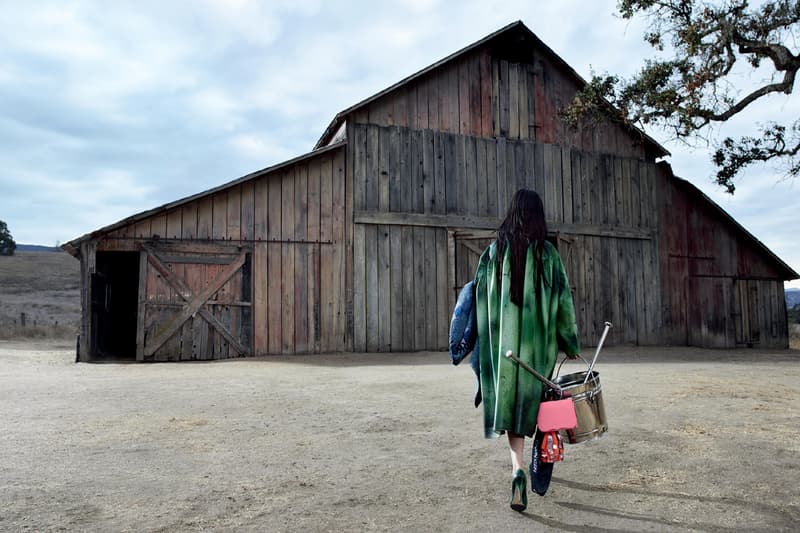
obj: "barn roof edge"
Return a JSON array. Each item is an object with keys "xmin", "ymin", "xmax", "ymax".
[
  {"xmin": 660, "ymin": 162, "xmax": 798, "ymax": 281},
  {"xmin": 61, "ymin": 140, "xmax": 348, "ymax": 258}
]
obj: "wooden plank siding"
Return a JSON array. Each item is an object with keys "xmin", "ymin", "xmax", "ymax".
[
  {"xmin": 90, "ymin": 146, "xmax": 349, "ymax": 359},
  {"xmin": 350, "ymin": 122, "xmax": 663, "ymax": 349},
  {"xmin": 657, "ymin": 164, "xmax": 790, "ymax": 348},
  {"xmin": 357, "ymin": 47, "xmax": 650, "ymax": 162}
]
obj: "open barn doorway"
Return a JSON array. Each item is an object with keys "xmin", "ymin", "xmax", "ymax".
[{"xmin": 91, "ymin": 251, "xmax": 140, "ymax": 360}]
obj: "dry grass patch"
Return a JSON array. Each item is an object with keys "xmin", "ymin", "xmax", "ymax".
[{"xmin": 0, "ymin": 251, "xmax": 80, "ymax": 340}]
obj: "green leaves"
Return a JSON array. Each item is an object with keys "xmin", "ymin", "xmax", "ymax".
[
  {"xmin": 564, "ymin": 0, "xmax": 800, "ymax": 193},
  {"xmin": 0, "ymin": 220, "xmax": 16, "ymax": 256}
]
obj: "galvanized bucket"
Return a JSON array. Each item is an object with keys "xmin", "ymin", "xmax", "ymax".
[{"xmin": 553, "ymin": 369, "xmax": 607, "ymax": 444}]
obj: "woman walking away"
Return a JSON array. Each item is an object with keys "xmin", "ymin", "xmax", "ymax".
[{"xmin": 473, "ymin": 188, "xmax": 581, "ymax": 512}]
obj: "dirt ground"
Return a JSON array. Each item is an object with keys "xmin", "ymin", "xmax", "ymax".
[{"xmin": 1, "ymin": 341, "xmax": 798, "ymax": 532}]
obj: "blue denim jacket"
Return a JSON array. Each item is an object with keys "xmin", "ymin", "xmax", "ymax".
[{"xmin": 448, "ymin": 280, "xmax": 482, "ymax": 407}]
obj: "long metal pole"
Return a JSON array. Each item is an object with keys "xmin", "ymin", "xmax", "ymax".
[
  {"xmin": 584, "ymin": 321, "xmax": 612, "ymax": 384},
  {"xmin": 504, "ymin": 350, "xmax": 562, "ymax": 393}
]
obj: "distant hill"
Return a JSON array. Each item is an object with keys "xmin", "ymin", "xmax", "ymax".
[
  {"xmin": 786, "ymin": 289, "xmax": 800, "ymax": 309},
  {"xmin": 16, "ymin": 244, "xmax": 62, "ymax": 252}
]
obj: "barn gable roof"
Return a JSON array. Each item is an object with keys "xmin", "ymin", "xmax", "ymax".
[{"xmin": 313, "ymin": 20, "xmax": 670, "ymax": 157}]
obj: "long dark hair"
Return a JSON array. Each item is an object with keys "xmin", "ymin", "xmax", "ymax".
[{"xmin": 495, "ymin": 188, "xmax": 548, "ymax": 305}]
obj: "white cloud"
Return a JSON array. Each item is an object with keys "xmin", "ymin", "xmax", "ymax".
[
  {"xmin": 229, "ymin": 133, "xmax": 295, "ymax": 164},
  {"xmin": 0, "ymin": 0, "xmax": 796, "ymax": 287}
]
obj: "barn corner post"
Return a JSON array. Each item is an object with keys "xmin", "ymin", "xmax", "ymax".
[{"xmin": 77, "ymin": 240, "xmax": 97, "ymax": 362}]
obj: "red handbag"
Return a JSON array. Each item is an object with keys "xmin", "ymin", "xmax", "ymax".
[{"xmin": 537, "ymin": 397, "xmax": 577, "ymax": 432}]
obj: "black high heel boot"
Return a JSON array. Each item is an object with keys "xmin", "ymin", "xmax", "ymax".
[
  {"xmin": 510, "ymin": 469, "xmax": 528, "ymax": 512},
  {"xmin": 530, "ymin": 429, "xmax": 554, "ymax": 496}
]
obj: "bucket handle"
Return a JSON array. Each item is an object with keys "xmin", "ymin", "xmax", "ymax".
[
  {"xmin": 555, "ymin": 353, "xmax": 591, "ymax": 379},
  {"xmin": 554, "ymin": 321, "xmax": 613, "ymax": 383}
]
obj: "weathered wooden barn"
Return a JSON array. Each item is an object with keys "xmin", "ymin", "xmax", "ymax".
[{"xmin": 63, "ymin": 21, "xmax": 797, "ymax": 361}]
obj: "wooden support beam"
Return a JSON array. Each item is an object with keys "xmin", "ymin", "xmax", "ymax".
[{"xmin": 354, "ymin": 211, "xmax": 653, "ymax": 240}]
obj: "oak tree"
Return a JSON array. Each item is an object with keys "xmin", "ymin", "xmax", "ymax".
[
  {"xmin": 0, "ymin": 220, "xmax": 16, "ymax": 256},
  {"xmin": 566, "ymin": 0, "xmax": 800, "ymax": 193}
]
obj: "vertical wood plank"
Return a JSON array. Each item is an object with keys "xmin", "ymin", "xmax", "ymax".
[
  {"xmin": 505, "ymin": 138, "xmax": 518, "ymax": 202},
  {"xmin": 398, "ymin": 127, "xmax": 410, "ymax": 212},
  {"xmin": 435, "ymin": 228, "xmax": 449, "ymax": 349},
  {"xmin": 181, "ymin": 203, "xmax": 198, "ymax": 240},
  {"xmin": 413, "ymin": 226, "xmax": 426, "ymax": 350},
  {"xmin": 332, "ymin": 149, "xmax": 347, "ymax": 350},
  {"xmin": 135, "ymin": 251, "xmax": 147, "ymax": 361},
  {"xmin": 294, "ymin": 164, "xmax": 309, "ymax": 353},
  {"xmin": 240, "ymin": 181, "xmax": 255, "ymax": 242},
  {"xmin": 444, "ymin": 132, "xmax": 458, "ymax": 214},
  {"xmin": 401, "ymin": 226, "xmax": 414, "ymax": 351},
  {"xmin": 527, "ymin": 69, "xmax": 536, "ymax": 141},
  {"xmin": 532, "ymin": 142, "xmax": 545, "ymax": 202},
  {"xmin": 353, "ymin": 223, "xmax": 366, "ymax": 352},
  {"xmin": 458, "ymin": 57, "xmax": 471, "ymax": 135},
  {"xmin": 630, "ymin": 160, "xmax": 642, "ymax": 228},
  {"xmin": 421, "ymin": 129, "xmax": 434, "ymax": 213},
  {"xmin": 479, "ymin": 50, "xmax": 493, "ymax": 137},
  {"xmin": 197, "ymin": 197, "xmax": 213, "ymax": 240},
  {"xmin": 561, "ymin": 146, "xmax": 573, "ymax": 224},
  {"xmin": 308, "ymin": 160, "xmax": 321, "ymax": 353},
  {"xmin": 518, "ymin": 63, "xmax": 529, "ymax": 140},
  {"xmin": 254, "ymin": 177, "xmax": 268, "ymax": 241},
  {"xmin": 464, "ymin": 135, "xmax": 477, "ymax": 216},
  {"xmin": 379, "ymin": 127, "xmax": 392, "ymax": 211},
  {"xmin": 166, "ymin": 209, "xmax": 182, "ymax": 239},
  {"xmin": 377, "ymin": 226, "xmax": 391, "ymax": 351},
  {"xmin": 320, "ymin": 156, "xmax": 334, "ymax": 351},
  {"xmin": 281, "ymin": 169, "xmax": 295, "ymax": 353},
  {"xmin": 424, "ymin": 228, "xmax": 437, "ymax": 348},
  {"xmin": 411, "ymin": 128, "xmax": 424, "ymax": 213},
  {"xmin": 499, "ymin": 60, "xmax": 510, "ymax": 137},
  {"xmin": 352, "ymin": 124, "xmax": 367, "ymax": 213},
  {"xmin": 433, "ymin": 131, "xmax": 446, "ymax": 214},
  {"xmin": 486, "ymin": 138, "xmax": 498, "ymax": 217},
  {"xmin": 476, "ymin": 138, "xmax": 488, "ymax": 216},
  {"xmin": 365, "ymin": 224, "xmax": 379, "ymax": 352},
  {"xmin": 496, "ymin": 137, "xmax": 508, "ymax": 213},
  {"xmin": 428, "ymin": 74, "xmax": 440, "ymax": 131},
  {"xmin": 365, "ymin": 125, "xmax": 379, "ymax": 211},
  {"xmin": 389, "ymin": 226, "xmax": 403, "ymax": 351},
  {"xmin": 492, "ymin": 58, "xmax": 500, "ymax": 137},
  {"xmin": 552, "ymin": 144, "xmax": 564, "ymax": 223},
  {"xmin": 570, "ymin": 150, "xmax": 583, "ymax": 224},
  {"xmin": 226, "ymin": 185, "xmax": 241, "ymax": 241},
  {"xmin": 267, "ymin": 175, "xmax": 283, "ymax": 354},
  {"xmin": 345, "ymin": 128, "xmax": 355, "ymax": 351},
  {"xmin": 134, "ymin": 218, "xmax": 150, "ymax": 239},
  {"xmin": 448, "ymin": 61, "xmax": 460, "ymax": 133},
  {"xmin": 253, "ymin": 243, "xmax": 268, "ymax": 354},
  {"xmin": 416, "ymin": 77, "xmax": 429, "ymax": 130}
]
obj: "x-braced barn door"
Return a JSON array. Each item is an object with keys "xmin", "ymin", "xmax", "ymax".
[
  {"xmin": 453, "ymin": 230, "xmax": 495, "ymax": 291},
  {"xmin": 136, "ymin": 242, "xmax": 253, "ymax": 361}
]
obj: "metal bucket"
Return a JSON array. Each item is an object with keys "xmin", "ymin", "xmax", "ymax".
[{"xmin": 553, "ymin": 370, "xmax": 607, "ymax": 444}]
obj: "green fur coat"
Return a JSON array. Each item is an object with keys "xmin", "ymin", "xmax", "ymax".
[{"xmin": 474, "ymin": 240, "xmax": 580, "ymax": 438}]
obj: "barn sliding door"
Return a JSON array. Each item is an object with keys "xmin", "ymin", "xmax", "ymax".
[
  {"xmin": 453, "ymin": 231, "xmax": 494, "ymax": 290},
  {"xmin": 136, "ymin": 242, "xmax": 252, "ymax": 361}
]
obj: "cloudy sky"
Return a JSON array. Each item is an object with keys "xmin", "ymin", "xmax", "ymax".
[{"xmin": 1, "ymin": 1, "xmax": 797, "ymax": 287}]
